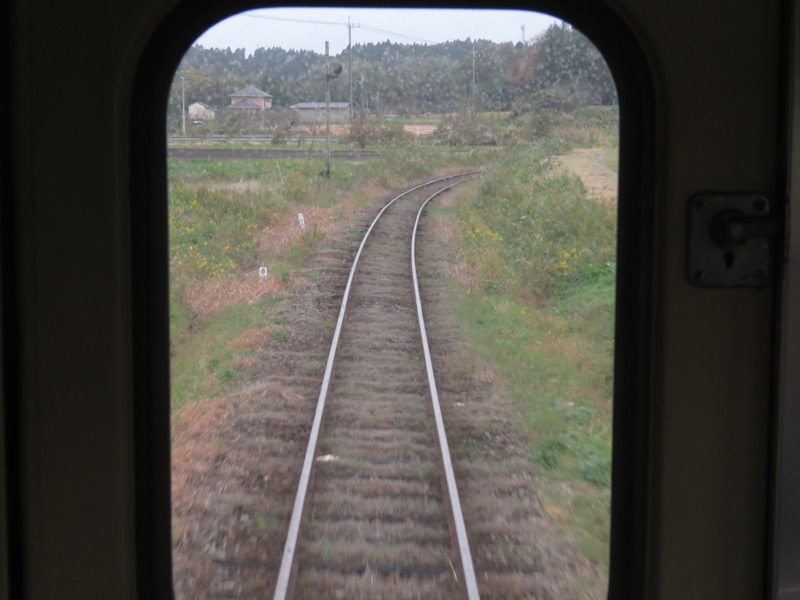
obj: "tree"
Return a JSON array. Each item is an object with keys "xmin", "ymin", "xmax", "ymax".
[
  {"xmin": 528, "ymin": 23, "xmax": 617, "ymax": 108},
  {"xmin": 170, "ymin": 31, "xmax": 617, "ymax": 120}
]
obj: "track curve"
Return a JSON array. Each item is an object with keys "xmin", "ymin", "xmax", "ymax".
[{"xmin": 274, "ymin": 173, "xmax": 480, "ymax": 600}]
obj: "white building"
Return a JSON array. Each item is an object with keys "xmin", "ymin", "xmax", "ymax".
[
  {"xmin": 187, "ymin": 102, "xmax": 218, "ymax": 122},
  {"xmin": 290, "ymin": 102, "xmax": 350, "ymax": 123}
]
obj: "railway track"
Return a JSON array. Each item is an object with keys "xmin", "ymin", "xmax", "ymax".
[
  {"xmin": 173, "ymin": 171, "xmax": 572, "ymax": 599},
  {"xmin": 273, "ymin": 173, "xmax": 481, "ymax": 600}
]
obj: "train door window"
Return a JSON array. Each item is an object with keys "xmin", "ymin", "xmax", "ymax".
[{"xmin": 165, "ymin": 8, "xmax": 626, "ymax": 598}]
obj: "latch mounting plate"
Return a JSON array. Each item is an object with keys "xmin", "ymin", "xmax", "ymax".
[{"xmin": 687, "ymin": 193, "xmax": 772, "ymax": 288}]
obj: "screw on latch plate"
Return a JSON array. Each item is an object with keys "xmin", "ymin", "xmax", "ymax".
[{"xmin": 687, "ymin": 193, "xmax": 776, "ymax": 288}]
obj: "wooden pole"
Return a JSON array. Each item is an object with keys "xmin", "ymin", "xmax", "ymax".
[{"xmin": 325, "ymin": 41, "xmax": 331, "ymax": 178}]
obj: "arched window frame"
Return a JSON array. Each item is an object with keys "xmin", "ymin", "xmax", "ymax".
[{"xmin": 129, "ymin": 3, "xmax": 657, "ymax": 597}]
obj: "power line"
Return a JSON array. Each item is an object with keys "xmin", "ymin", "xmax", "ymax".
[
  {"xmin": 358, "ymin": 24, "xmax": 437, "ymax": 44},
  {"xmin": 243, "ymin": 13, "xmax": 348, "ymax": 26},
  {"xmin": 243, "ymin": 12, "xmax": 437, "ymax": 46}
]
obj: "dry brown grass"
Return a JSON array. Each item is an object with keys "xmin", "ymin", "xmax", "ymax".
[
  {"xmin": 182, "ymin": 274, "xmax": 288, "ymax": 317},
  {"xmin": 184, "ymin": 179, "xmax": 275, "ymax": 194},
  {"xmin": 554, "ymin": 148, "xmax": 618, "ymax": 204},
  {"xmin": 171, "ymin": 396, "xmax": 232, "ymax": 519},
  {"xmin": 257, "ymin": 205, "xmax": 340, "ymax": 254},
  {"xmin": 426, "ymin": 183, "xmax": 480, "ymax": 290},
  {"xmin": 228, "ymin": 325, "xmax": 272, "ymax": 350}
]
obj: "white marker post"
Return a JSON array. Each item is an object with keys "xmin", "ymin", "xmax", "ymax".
[
  {"xmin": 259, "ymin": 267, "xmax": 268, "ymax": 279},
  {"xmin": 298, "ymin": 213, "xmax": 306, "ymax": 229}
]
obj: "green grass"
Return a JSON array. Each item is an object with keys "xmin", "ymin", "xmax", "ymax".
[
  {"xmin": 168, "ymin": 158, "xmax": 282, "ymax": 183},
  {"xmin": 169, "ymin": 185, "xmax": 261, "ymax": 279},
  {"xmin": 170, "ymin": 296, "xmax": 282, "ymax": 411},
  {"xmin": 452, "ymin": 256, "xmax": 614, "ymax": 569},
  {"xmin": 458, "ymin": 145, "xmax": 616, "ymax": 302},
  {"xmin": 443, "ymin": 118, "xmax": 619, "ymax": 570},
  {"xmin": 455, "ymin": 274, "xmax": 613, "ymax": 463}
]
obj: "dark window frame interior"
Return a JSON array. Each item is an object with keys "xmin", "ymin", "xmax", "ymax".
[{"xmin": 129, "ymin": 2, "xmax": 656, "ymax": 597}]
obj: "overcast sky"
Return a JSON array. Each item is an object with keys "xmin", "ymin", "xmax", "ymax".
[{"xmin": 193, "ymin": 8, "xmax": 562, "ymax": 56}]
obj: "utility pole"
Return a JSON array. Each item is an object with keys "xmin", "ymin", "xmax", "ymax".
[
  {"xmin": 325, "ymin": 41, "xmax": 331, "ymax": 178},
  {"xmin": 347, "ymin": 18, "xmax": 359, "ymax": 124},
  {"xmin": 360, "ymin": 75, "xmax": 367, "ymax": 114},
  {"xmin": 324, "ymin": 42, "xmax": 343, "ymax": 179},
  {"xmin": 471, "ymin": 41, "xmax": 476, "ymax": 115},
  {"xmin": 349, "ymin": 17, "xmax": 353, "ymax": 124},
  {"xmin": 181, "ymin": 75, "xmax": 186, "ymax": 135}
]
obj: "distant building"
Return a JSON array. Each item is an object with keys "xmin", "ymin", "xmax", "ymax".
[
  {"xmin": 291, "ymin": 102, "xmax": 350, "ymax": 124},
  {"xmin": 228, "ymin": 85, "xmax": 273, "ymax": 112},
  {"xmin": 187, "ymin": 102, "xmax": 218, "ymax": 122}
]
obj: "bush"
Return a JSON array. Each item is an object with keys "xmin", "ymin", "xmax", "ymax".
[
  {"xmin": 433, "ymin": 112, "xmax": 500, "ymax": 146},
  {"xmin": 535, "ymin": 436, "xmax": 568, "ymax": 469},
  {"xmin": 345, "ymin": 118, "xmax": 410, "ymax": 148},
  {"xmin": 459, "ymin": 147, "xmax": 616, "ymax": 301},
  {"xmin": 526, "ymin": 87, "xmax": 575, "ymax": 113}
]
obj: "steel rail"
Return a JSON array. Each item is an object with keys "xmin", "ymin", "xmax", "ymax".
[
  {"xmin": 272, "ymin": 172, "xmax": 480, "ymax": 600},
  {"xmin": 412, "ymin": 179, "xmax": 481, "ymax": 600}
]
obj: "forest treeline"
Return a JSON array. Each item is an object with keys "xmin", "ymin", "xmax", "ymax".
[{"xmin": 169, "ymin": 22, "xmax": 616, "ymax": 129}]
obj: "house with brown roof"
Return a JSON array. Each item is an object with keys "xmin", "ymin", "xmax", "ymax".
[{"xmin": 228, "ymin": 85, "xmax": 273, "ymax": 112}]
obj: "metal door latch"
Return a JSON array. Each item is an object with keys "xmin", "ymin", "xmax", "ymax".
[{"xmin": 687, "ymin": 193, "xmax": 776, "ymax": 288}]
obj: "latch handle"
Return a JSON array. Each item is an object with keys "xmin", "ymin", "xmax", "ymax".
[{"xmin": 711, "ymin": 212, "xmax": 778, "ymax": 246}]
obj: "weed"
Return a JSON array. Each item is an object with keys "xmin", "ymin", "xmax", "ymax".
[
  {"xmin": 456, "ymin": 438, "xmax": 481, "ymax": 460},
  {"xmin": 376, "ymin": 541, "xmax": 396, "ymax": 558},
  {"xmin": 535, "ymin": 436, "xmax": 568, "ymax": 470},
  {"xmin": 319, "ymin": 538, "xmax": 333, "ymax": 562},
  {"xmin": 252, "ymin": 513, "xmax": 281, "ymax": 533},
  {"xmin": 579, "ymin": 454, "xmax": 611, "ymax": 488},
  {"xmin": 218, "ymin": 367, "xmax": 243, "ymax": 383},
  {"xmin": 423, "ymin": 495, "xmax": 437, "ymax": 514}
]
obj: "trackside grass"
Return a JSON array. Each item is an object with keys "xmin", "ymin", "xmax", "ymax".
[{"xmin": 449, "ymin": 122, "xmax": 617, "ymax": 569}]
